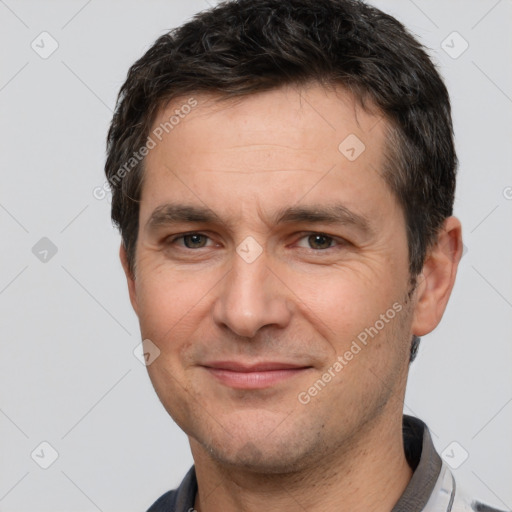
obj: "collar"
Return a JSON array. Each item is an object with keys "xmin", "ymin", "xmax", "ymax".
[{"xmin": 392, "ymin": 414, "xmax": 442, "ymax": 511}]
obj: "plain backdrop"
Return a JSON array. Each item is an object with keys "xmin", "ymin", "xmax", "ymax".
[{"xmin": 1, "ymin": 1, "xmax": 511, "ymax": 511}]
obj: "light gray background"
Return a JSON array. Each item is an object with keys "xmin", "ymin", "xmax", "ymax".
[{"xmin": 1, "ymin": 0, "xmax": 511, "ymax": 511}]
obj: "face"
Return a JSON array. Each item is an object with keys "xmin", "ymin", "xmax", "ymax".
[{"xmin": 123, "ymin": 84, "xmax": 422, "ymax": 473}]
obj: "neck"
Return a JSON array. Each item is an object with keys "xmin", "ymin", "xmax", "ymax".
[{"xmin": 190, "ymin": 411, "xmax": 413, "ymax": 512}]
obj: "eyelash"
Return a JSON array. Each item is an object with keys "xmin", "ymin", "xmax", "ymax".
[{"xmin": 166, "ymin": 232, "xmax": 347, "ymax": 252}]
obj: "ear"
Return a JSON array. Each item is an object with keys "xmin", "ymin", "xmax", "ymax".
[
  {"xmin": 119, "ymin": 243, "xmax": 139, "ymax": 316},
  {"xmin": 411, "ymin": 216, "xmax": 463, "ymax": 336}
]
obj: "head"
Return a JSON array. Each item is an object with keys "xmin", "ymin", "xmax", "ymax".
[{"xmin": 105, "ymin": 0, "xmax": 462, "ymax": 473}]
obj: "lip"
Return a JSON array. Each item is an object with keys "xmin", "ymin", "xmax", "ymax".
[{"xmin": 201, "ymin": 361, "xmax": 312, "ymax": 389}]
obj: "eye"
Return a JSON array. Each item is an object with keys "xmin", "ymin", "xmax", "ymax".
[
  {"xmin": 169, "ymin": 233, "xmax": 213, "ymax": 249},
  {"xmin": 166, "ymin": 231, "xmax": 346, "ymax": 252},
  {"xmin": 296, "ymin": 233, "xmax": 342, "ymax": 250}
]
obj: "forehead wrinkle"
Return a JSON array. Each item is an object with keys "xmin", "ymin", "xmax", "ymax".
[
  {"xmin": 222, "ymin": 143, "xmax": 308, "ymax": 150},
  {"xmin": 203, "ymin": 168, "xmax": 320, "ymax": 174}
]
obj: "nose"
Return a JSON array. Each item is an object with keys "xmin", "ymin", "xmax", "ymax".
[{"xmin": 212, "ymin": 245, "xmax": 292, "ymax": 339}]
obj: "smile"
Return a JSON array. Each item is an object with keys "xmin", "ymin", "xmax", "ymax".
[{"xmin": 201, "ymin": 362, "xmax": 312, "ymax": 389}]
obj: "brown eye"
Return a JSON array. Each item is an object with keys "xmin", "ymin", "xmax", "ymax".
[
  {"xmin": 182, "ymin": 234, "xmax": 208, "ymax": 248},
  {"xmin": 307, "ymin": 234, "xmax": 334, "ymax": 250}
]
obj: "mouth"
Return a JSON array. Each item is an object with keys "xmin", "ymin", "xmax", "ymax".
[{"xmin": 201, "ymin": 361, "xmax": 313, "ymax": 389}]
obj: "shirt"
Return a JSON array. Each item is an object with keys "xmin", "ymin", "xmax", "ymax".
[{"xmin": 147, "ymin": 415, "xmax": 508, "ymax": 512}]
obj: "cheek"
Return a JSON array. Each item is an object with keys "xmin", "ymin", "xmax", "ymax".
[
  {"xmin": 133, "ymin": 260, "xmax": 236, "ymax": 375},
  {"xmin": 134, "ymin": 264, "xmax": 203, "ymax": 344},
  {"xmin": 287, "ymin": 264, "xmax": 404, "ymax": 344}
]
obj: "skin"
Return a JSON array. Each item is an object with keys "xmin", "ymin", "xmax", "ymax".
[{"xmin": 120, "ymin": 83, "xmax": 463, "ymax": 511}]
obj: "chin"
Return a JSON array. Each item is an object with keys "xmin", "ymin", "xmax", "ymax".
[
  {"xmin": 192, "ymin": 418, "xmax": 328, "ymax": 475},
  {"xmin": 208, "ymin": 441, "xmax": 313, "ymax": 474}
]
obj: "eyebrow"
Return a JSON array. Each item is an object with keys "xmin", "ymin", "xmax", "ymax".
[
  {"xmin": 145, "ymin": 202, "xmax": 373, "ymax": 235},
  {"xmin": 273, "ymin": 204, "xmax": 372, "ymax": 234},
  {"xmin": 145, "ymin": 204, "xmax": 223, "ymax": 230}
]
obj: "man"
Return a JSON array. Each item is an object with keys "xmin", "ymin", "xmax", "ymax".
[{"xmin": 104, "ymin": 0, "xmax": 506, "ymax": 510}]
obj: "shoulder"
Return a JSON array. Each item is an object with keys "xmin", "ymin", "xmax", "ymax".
[
  {"xmin": 470, "ymin": 503, "xmax": 509, "ymax": 512},
  {"xmin": 146, "ymin": 489, "xmax": 178, "ymax": 512},
  {"xmin": 451, "ymin": 475, "xmax": 509, "ymax": 512},
  {"xmin": 145, "ymin": 466, "xmax": 197, "ymax": 512},
  {"xmin": 421, "ymin": 461, "xmax": 509, "ymax": 512},
  {"xmin": 451, "ymin": 496, "xmax": 509, "ymax": 512}
]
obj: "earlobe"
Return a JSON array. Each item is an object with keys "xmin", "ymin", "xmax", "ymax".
[
  {"xmin": 411, "ymin": 216, "xmax": 463, "ymax": 337},
  {"xmin": 119, "ymin": 243, "xmax": 139, "ymax": 316}
]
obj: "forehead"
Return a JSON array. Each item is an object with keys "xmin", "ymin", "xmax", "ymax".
[
  {"xmin": 141, "ymin": 83, "xmax": 395, "ymax": 226},
  {"xmin": 150, "ymin": 83, "xmax": 386, "ymax": 160}
]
